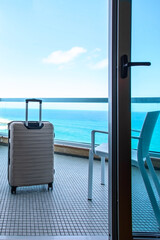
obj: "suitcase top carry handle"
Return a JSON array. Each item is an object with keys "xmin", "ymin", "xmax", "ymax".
[
  {"xmin": 26, "ymin": 99, "xmax": 42, "ymax": 104},
  {"xmin": 25, "ymin": 99, "xmax": 42, "ymax": 128}
]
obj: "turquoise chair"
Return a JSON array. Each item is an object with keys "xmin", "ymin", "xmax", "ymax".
[
  {"xmin": 88, "ymin": 111, "xmax": 160, "ymax": 228},
  {"xmin": 88, "ymin": 130, "xmax": 108, "ymax": 200},
  {"xmin": 131, "ymin": 111, "xmax": 160, "ymax": 227}
]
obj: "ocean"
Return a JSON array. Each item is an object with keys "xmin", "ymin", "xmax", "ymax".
[{"xmin": 0, "ymin": 108, "xmax": 159, "ymax": 152}]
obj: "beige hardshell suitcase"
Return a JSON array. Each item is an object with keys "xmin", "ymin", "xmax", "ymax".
[{"xmin": 8, "ymin": 99, "xmax": 54, "ymax": 194}]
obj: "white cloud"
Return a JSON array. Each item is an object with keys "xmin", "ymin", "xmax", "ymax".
[
  {"xmin": 43, "ymin": 47, "xmax": 87, "ymax": 65},
  {"xmin": 87, "ymin": 48, "xmax": 101, "ymax": 60},
  {"xmin": 93, "ymin": 48, "xmax": 101, "ymax": 53},
  {"xmin": 89, "ymin": 58, "xmax": 108, "ymax": 70}
]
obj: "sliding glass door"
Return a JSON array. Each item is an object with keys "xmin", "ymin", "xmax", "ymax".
[
  {"xmin": 110, "ymin": 0, "xmax": 160, "ymax": 239},
  {"xmin": 131, "ymin": 0, "xmax": 160, "ymax": 235},
  {"xmin": 109, "ymin": 1, "xmax": 132, "ymax": 239}
]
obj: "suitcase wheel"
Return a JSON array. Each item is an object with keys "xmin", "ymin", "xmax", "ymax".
[
  {"xmin": 48, "ymin": 183, "xmax": 53, "ymax": 191},
  {"xmin": 11, "ymin": 186, "xmax": 17, "ymax": 194}
]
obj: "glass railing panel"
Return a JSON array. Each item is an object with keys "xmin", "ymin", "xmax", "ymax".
[
  {"xmin": 131, "ymin": 103, "xmax": 160, "ymax": 152},
  {"xmin": 0, "ymin": 101, "xmax": 108, "ymax": 145}
]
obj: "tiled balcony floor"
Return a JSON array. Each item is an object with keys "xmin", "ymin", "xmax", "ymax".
[
  {"xmin": 0, "ymin": 145, "xmax": 108, "ymax": 237},
  {"xmin": 0, "ymin": 145, "xmax": 159, "ymax": 237}
]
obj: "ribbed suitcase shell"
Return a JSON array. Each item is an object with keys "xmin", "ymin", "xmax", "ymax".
[{"xmin": 8, "ymin": 121, "xmax": 54, "ymax": 190}]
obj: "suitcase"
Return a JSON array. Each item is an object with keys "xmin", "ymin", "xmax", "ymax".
[{"xmin": 8, "ymin": 99, "xmax": 54, "ymax": 194}]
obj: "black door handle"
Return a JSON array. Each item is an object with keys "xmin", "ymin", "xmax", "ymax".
[{"xmin": 121, "ymin": 54, "xmax": 151, "ymax": 78}]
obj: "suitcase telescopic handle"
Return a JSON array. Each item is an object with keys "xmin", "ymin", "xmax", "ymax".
[
  {"xmin": 25, "ymin": 99, "xmax": 42, "ymax": 127},
  {"xmin": 26, "ymin": 99, "xmax": 42, "ymax": 104}
]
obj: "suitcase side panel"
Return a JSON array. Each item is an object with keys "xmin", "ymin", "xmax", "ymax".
[{"xmin": 8, "ymin": 122, "xmax": 54, "ymax": 187}]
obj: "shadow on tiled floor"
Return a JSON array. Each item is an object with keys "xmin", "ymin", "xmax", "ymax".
[{"xmin": 132, "ymin": 165, "xmax": 160, "ymax": 232}]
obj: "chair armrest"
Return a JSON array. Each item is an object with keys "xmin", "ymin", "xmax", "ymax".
[
  {"xmin": 131, "ymin": 129, "xmax": 141, "ymax": 133},
  {"xmin": 131, "ymin": 129, "xmax": 141, "ymax": 141},
  {"xmin": 91, "ymin": 130, "xmax": 108, "ymax": 153},
  {"xmin": 131, "ymin": 136, "xmax": 141, "ymax": 140}
]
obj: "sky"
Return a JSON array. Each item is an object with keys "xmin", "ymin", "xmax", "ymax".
[
  {"xmin": 131, "ymin": 0, "xmax": 160, "ymax": 98},
  {"xmin": 0, "ymin": 0, "xmax": 160, "ymax": 107},
  {"xmin": 0, "ymin": 0, "xmax": 108, "ymax": 99}
]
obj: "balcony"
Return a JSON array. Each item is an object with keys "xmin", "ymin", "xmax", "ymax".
[
  {"xmin": 0, "ymin": 144, "xmax": 160, "ymax": 237},
  {"xmin": 0, "ymin": 98, "xmax": 160, "ymax": 237},
  {"xmin": 0, "ymin": 144, "xmax": 108, "ymax": 237}
]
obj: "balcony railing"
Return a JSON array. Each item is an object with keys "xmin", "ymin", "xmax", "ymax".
[{"xmin": 0, "ymin": 97, "xmax": 160, "ymax": 155}]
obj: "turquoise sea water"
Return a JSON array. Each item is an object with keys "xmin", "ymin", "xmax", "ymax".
[
  {"xmin": 0, "ymin": 108, "xmax": 108, "ymax": 144},
  {"xmin": 0, "ymin": 108, "xmax": 160, "ymax": 152}
]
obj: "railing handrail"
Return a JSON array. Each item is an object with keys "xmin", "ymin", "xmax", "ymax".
[
  {"xmin": 0, "ymin": 98, "xmax": 108, "ymax": 103},
  {"xmin": 0, "ymin": 97, "xmax": 160, "ymax": 103},
  {"xmin": 131, "ymin": 97, "xmax": 160, "ymax": 103}
]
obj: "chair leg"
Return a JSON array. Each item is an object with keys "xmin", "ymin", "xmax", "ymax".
[
  {"xmin": 146, "ymin": 156, "xmax": 160, "ymax": 198},
  {"xmin": 139, "ymin": 158, "xmax": 160, "ymax": 227},
  {"xmin": 101, "ymin": 157, "xmax": 105, "ymax": 185},
  {"xmin": 88, "ymin": 150, "xmax": 94, "ymax": 200}
]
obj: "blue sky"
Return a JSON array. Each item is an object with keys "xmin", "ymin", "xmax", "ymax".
[
  {"xmin": 0, "ymin": 0, "xmax": 108, "ymax": 98},
  {"xmin": 0, "ymin": 0, "xmax": 160, "ymax": 101},
  {"xmin": 131, "ymin": 0, "xmax": 160, "ymax": 98}
]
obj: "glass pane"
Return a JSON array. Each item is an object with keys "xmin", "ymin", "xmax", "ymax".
[
  {"xmin": 0, "ymin": 0, "xmax": 109, "ymax": 238},
  {"xmin": 131, "ymin": 0, "xmax": 160, "ymax": 233},
  {"xmin": 0, "ymin": 0, "xmax": 108, "ymax": 98},
  {"xmin": 0, "ymin": 101, "xmax": 108, "ymax": 144}
]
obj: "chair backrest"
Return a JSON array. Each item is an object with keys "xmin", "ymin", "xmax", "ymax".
[{"xmin": 138, "ymin": 111, "xmax": 160, "ymax": 159}]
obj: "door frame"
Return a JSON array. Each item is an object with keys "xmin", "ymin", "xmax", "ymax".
[
  {"xmin": 109, "ymin": 1, "xmax": 160, "ymax": 239},
  {"xmin": 108, "ymin": 1, "xmax": 132, "ymax": 239}
]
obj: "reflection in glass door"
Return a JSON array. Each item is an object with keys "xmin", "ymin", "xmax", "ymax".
[{"xmin": 131, "ymin": 0, "xmax": 160, "ymax": 234}]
